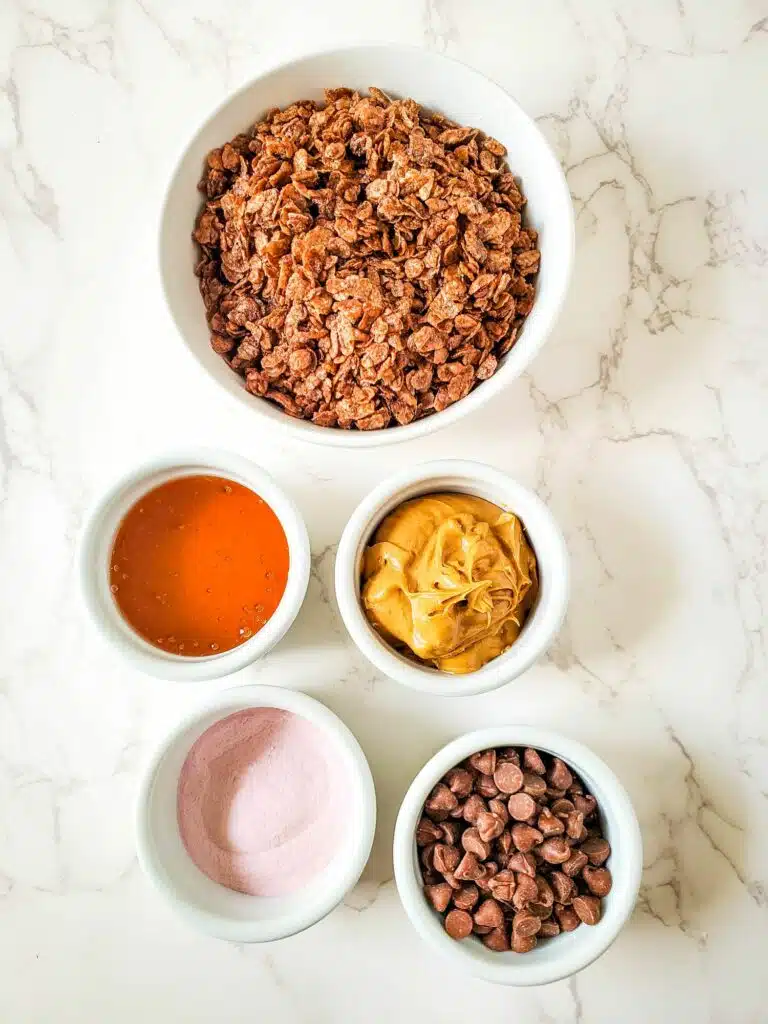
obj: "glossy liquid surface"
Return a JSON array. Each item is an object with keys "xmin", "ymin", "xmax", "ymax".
[{"xmin": 110, "ymin": 475, "xmax": 289, "ymax": 656}]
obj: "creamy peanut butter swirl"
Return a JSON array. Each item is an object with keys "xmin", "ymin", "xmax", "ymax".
[{"xmin": 362, "ymin": 493, "xmax": 538, "ymax": 674}]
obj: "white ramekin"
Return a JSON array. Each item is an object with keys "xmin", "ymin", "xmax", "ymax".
[
  {"xmin": 159, "ymin": 43, "xmax": 574, "ymax": 448},
  {"xmin": 394, "ymin": 726, "xmax": 642, "ymax": 986},
  {"xmin": 79, "ymin": 449, "xmax": 310, "ymax": 681},
  {"xmin": 135, "ymin": 684, "xmax": 376, "ymax": 942},
  {"xmin": 334, "ymin": 460, "xmax": 569, "ymax": 696}
]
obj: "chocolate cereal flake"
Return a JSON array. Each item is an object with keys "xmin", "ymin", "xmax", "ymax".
[{"xmin": 193, "ymin": 88, "xmax": 540, "ymax": 430}]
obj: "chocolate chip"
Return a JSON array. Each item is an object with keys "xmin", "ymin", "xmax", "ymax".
[
  {"xmin": 549, "ymin": 871, "xmax": 577, "ymax": 905},
  {"xmin": 476, "ymin": 773, "xmax": 500, "ymax": 799},
  {"xmin": 462, "ymin": 794, "xmax": 487, "ymax": 824},
  {"xmin": 573, "ymin": 894, "xmax": 602, "ymax": 925},
  {"xmin": 452, "ymin": 883, "xmax": 480, "ymax": 911},
  {"xmin": 522, "ymin": 772, "xmax": 547, "ymax": 798},
  {"xmin": 469, "ymin": 750, "xmax": 496, "ymax": 776},
  {"xmin": 511, "ymin": 932, "xmax": 537, "ymax": 953},
  {"xmin": 582, "ymin": 866, "xmax": 613, "ymax": 896},
  {"xmin": 529, "ymin": 901, "xmax": 553, "ymax": 919},
  {"xmin": 416, "ymin": 817, "xmax": 443, "ymax": 845},
  {"xmin": 433, "ymin": 843, "xmax": 460, "ymax": 874},
  {"xmin": 507, "ymin": 851, "xmax": 537, "ymax": 877},
  {"xmin": 425, "ymin": 882, "xmax": 452, "ymax": 912},
  {"xmin": 420, "ymin": 843, "xmax": 436, "ymax": 873},
  {"xmin": 493, "ymin": 761, "xmax": 524, "ymax": 794},
  {"xmin": 444, "ymin": 909, "xmax": 474, "ymax": 939},
  {"xmin": 539, "ymin": 837, "xmax": 571, "ymax": 864},
  {"xmin": 550, "ymin": 798, "xmax": 575, "ymax": 818},
  {"xmin": 507, "ymin": 792, "xmax": 537, "ymax": 821},
  {"xmin": 488, "ymin": 798, "xmax": 510, "ymax": 824},
  {"xmin": 535, "ymin": 875, "xmax": 555, "ymax": 908},
  {"xmin": 461, "ymin": 827, "xmax": 491, "ymax": 860},
  {"xmin": 555, "ymin": 904, "xmax": 581, "ymax": 932},
  {"xmin": 573, "ymin": 793, "xmax": 597, "ymax": 819},
  {"xmin": 538, "ymin": 808, "xmax": 565, "ymax": 837},
  {"xmin": 488, "ymin": 869, "xmax": 516, "ymax": 902},
  {"xmin": 473, "ymin": 898, "xmax": 505, "ymax": 930},
  {"xmin": 562, "ymin": 849, "xmax": 589, "ymax": 878},
  {"xmin": 548, "ymin": 757, "xmax": 573, "ymax": 791},
  {"xmin": 580, "ymin": 837, "xmax": 611, "ymax": 866},
  {"xmin": 482, "ymin": 927, "xmax": 510, "ymax": 951},
  {"xmin": 572, "ymin": 821, "xmax": 589, "ymax": 844},
  {"xmin": 511, "ymin": 823, "xmax": 543, "ymax": 853},
  {"xmin": 496, "ymin": 829, "xmax": 514, "ymax": 863},
  {"xmin": 476, "ymin": 810, "xmax": 505, "ymax": 842},
  {"xmin": 439, "ymin": 821, "xmax": 461, "ymax": 845},
  {"xmin": 566, "ymin": 810, "xmax": 585, "ymax": 840},
  {"xmin": 512, "ymin": 874, "xmax": 539, "ymax": 910},
  {"xmin": 539, "ymin": 918, "xmax": 561, "ymax": 937},
  {"xmin": 523, "ymin": 748, "xmax": 547, "ymax": 774},
  {"xmin": 425, "ymin": 782, "xmax": 459, "ymax": 821},
  {"xmin": 498, "ymin": 748, "xmax": 521, "ymax": 765},
  {"xmin": 546, "ymin": 786, "xmax": 567, "ymax": 801},
  {"xmin": 444, "ymin": 767, "xmax": 474, "ymax": 799},
  {"xmin": 475, "ymin": 861, "xmax": 498, "ymax": 892},
  {"xmin": 454, "ymin": 852, "xmax": 482, "ymax": 881},
  {"xmin": 512, "ymin": 910, "xmax": 541, "ymax": 938}
]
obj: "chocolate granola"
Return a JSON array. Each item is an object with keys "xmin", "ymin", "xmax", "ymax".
[{"xmin": 194, "ymin": 87, "xmax": 540, "ymax": 429}]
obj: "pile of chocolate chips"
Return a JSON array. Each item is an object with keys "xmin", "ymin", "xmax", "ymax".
[{"xmin": 416, "ymin": 746, "xmax": 612, "ymax": 953}]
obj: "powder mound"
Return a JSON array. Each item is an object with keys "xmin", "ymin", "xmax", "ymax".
[{"xmin": 177, "ymin": 708, "xmax": 346, "ymax": 896}]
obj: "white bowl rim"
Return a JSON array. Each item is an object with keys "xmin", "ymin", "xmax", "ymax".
[
  {"xmin": 78, "ymin": 448, "xmax": 310, "ymax": 681},
  {"xmin": 135, "ymin": 683, "xmax": 377, "ymax": 942},
  {"xmin": 393, "ymin": 725, "xmax": 643, "ymax": 986},
  {"xmin": 334, "ymin": 459, "xmax": 569, "ymax": 695},
  {"xmin": 158, "ymin": 41, "xmax": 575, "ymax": 449}
]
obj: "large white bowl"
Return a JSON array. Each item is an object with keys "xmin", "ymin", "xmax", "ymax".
[
  {"xmin": 160, "ymin": 44, "xmax": 574, "ymax": 448},
  {"xmin": 393, "ymin": 727, "xmax": 643, "ymax": 986},
  {"xmin": 79, "ymin": 449, "xmax": 310, "ymax": 681},
  {"xmin": 335, "ymin": 460, "xmax": 569, "ymax": 696},
  {"xmin": 136, "ymin": 684, "xmax": 376, "ymax": 942}
]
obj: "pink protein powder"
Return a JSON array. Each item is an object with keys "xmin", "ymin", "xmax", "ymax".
[{"xmin": 177, "ymin": 708, "xmax": 346, "ymax": 896}]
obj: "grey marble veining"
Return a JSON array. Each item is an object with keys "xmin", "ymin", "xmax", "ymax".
[{"xmin": 0, "ymin": 1, "xmax": 766, "ymax": 1020}]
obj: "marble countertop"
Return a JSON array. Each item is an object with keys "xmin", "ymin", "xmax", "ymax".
[{"xmin": 1, "ymin": 1, "xmax": 767, "ymax": 1021}]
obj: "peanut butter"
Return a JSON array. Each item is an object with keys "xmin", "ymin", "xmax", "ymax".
[{"xmin": 362, "ymin": 493, "xmax": 538, "ymax": 674}]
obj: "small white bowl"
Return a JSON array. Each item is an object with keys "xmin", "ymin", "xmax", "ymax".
[
  {"xmin": 394, "ymin": 727, "xmax": 642, "ymax": 986},
  {"xmin": 79, "ymin": 449, "xmax": 310, "ymax": 681},
  {"xmin": 334, "ymin": 460, "xmax": 569, "ymax": 696},
  {"xmin": 136, "ymin": 684, "xmax": 376, "ymax": 942},
  {"xmin": 159, "ymin": 43, "xmax": 574, "ymax": 448}
]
